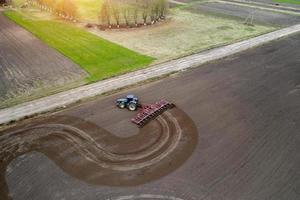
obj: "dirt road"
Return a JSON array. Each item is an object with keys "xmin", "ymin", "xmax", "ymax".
[
  {"xmin": 0, "ymin": 34, "xmax": 299, "ymax": 200},
  {"xmin": 0, "ymin": 13, "xmax": 87, "ymax": 106}
]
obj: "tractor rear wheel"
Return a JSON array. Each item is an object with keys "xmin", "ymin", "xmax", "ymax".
[{"xmin": 128, "ymin": 102, "xmax": 137, "ymax": 111}]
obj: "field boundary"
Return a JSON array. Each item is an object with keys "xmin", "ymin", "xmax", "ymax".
[{"xmin": 0, "ymin": 23, "xmax": 300, "ymax": 126}]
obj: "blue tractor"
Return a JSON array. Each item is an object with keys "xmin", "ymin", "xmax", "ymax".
[{"xmin": 116, "ymin": 94, "xmax": 139, "ymax": 111}]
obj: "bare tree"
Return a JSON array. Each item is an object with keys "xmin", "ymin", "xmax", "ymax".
[
  {"xmin": 154, "ymin": 0, "xmax": 160, "ymax": 21},
  {"xmin": 44, "ymin": 0, "xmax": 56, "ymax": 12},
  {"xmin": 100, "ymin": 0, "xmax": 111, "ymax": 28},
  {"xmin": 141, "ymin": 0, "xmax": 149, "ymax": 25},
  {"xmin": 63, "ymin": 0, "xmax": 78, "ymax": 19},
  {"xmin": 132, "ymin": 2, "xmax": 138, "ymax": 26},
  {"xmin": 98, "ymin": 0, "xmax": 169, "ymax": 28},
  {"xmin": 54, "ymin": 0, "xmax": 64, "ymax": 16},
  {"xmin": 0, "ymin": 0, "xmax": 6, "ymax": 5},
  {"xmin": 159, "ymin": 0, "xmax": 167, "ymax": 19},
  {"xmin": 150, "ymin": 2, "xmax": 156, "ymax": 24},
  {"xmin": 122, "ymin": 5, "xmax": 130, "ymax": 26},
  {"xmin": 112, "ymin": 0, "xmax": 121, "ymax": 27}
]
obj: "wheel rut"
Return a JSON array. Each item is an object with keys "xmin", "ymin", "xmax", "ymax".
[{"xmin": 0, "ymin": 108, "xmax": 197, "ymax": 200}]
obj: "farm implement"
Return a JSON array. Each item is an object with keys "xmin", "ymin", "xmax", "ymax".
[{"xmin": 116, "ymin": 95, "xmax": 174, "ymax": 127}]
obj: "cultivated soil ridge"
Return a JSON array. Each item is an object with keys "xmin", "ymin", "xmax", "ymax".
[{"xmin": 0, "ymin": 23, "xmax": 300, "ymax": 126}]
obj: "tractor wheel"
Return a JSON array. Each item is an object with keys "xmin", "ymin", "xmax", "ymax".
[
  {"xmin": 128, "ymin": 102, "xmax": 137, "ymax": 111},
  {"xmin": 119, "ymin": 103, "xmax": 126, "ymax": 109}
]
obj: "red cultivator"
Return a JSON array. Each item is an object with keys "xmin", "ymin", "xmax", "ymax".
[{"xmin": 131, "ymin": 100, "xmax": 174, "ymax": 127}]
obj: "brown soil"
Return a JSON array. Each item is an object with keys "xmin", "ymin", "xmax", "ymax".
[
  {"xmin": 1, "ymin": 33, "xmax": 299, "ymax": 200},
  {"xmin": 0, "ymin": 108, "xmax": 198, "ymax": 200},
  {"xmin": 0, "ymin": 12, "xmax": 87, "ymax": 105}
]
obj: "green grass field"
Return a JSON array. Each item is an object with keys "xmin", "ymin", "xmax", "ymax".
[
  {"xmin": 4, "ymin": 10, "xmax": 154, "ymax": 82},
  {"xmin": 273, "ymin": 0, "xmax": 300, "ymax": 5}
]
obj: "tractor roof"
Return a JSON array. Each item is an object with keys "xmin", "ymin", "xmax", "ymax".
[{"xmin": 126, "ymin": 94, "xmax": 137, "ymax": 99}]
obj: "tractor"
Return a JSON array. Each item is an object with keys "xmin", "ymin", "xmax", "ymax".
[
  {"xmin": 116, "ymin": 94, "xmax": 174, "ymax": 127},
  {"xmin": 116, "ymin": 94, "xmax": 139, "ymax": 111}
]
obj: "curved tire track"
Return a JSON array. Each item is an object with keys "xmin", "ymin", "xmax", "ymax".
[{"xmin": 0, "ymin": 108, "xmax": 197, "ymax": 200}]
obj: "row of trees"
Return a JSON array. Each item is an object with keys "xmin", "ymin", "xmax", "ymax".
[
  {"xmin": 27, "ymin": 0, "xmax": 78, "ymax": 20},
  {"xmin": 100, "ymin": 0, "xmax": 168, "ymax": 28},
  {"xmin": 18, "ymin": 0, "xmax": 169, "ymax": 28},
  {"xmin": 0, "ymin": 0, "xmax": 10, "ymax": 5}
]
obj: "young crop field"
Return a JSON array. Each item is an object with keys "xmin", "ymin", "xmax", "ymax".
[{"xmin": 4, "ymin": 10, "xmax": 154, "ymax": 82}]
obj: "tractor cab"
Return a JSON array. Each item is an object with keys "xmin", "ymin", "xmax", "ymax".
[
  {"xmin": 126, "ymin": 94, "xmax": 138, "ymax": 103},
  {"xmin": 116, "ymin": 94, "xmax": 139, "ymax": 111}
]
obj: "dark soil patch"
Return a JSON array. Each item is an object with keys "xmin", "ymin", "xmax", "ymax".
[
  {"xmin": 0, "ymin": 12, "xmax": 87, "ymax": 105},
  {"xmin": 0, "ymin": 108, "xmax": 197, "ymax": 200}
]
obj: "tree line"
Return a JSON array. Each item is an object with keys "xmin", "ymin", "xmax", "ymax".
[
  {"xmin": 0, "ymin": 0, "xmax": 10, "ymax": 5},
  {"xmin": 27, "ymin": 0, "xmax": 78, "ymax": 20},
  {"xmin": 15, "ymin": 0, "xmax": 169, "ymax": 28},
  {"xmin": 100, "ymin": 0, "xmax": 168, "ymax": 28}
]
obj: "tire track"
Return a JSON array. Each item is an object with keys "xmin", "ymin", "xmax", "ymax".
[{"xmin": 0, "ymin": 108, "xmax": 198, "ymax": 200}]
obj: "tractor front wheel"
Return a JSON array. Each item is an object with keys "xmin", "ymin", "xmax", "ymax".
[{"xmin": 119, "ymin": 103, "xmax": 126, "ymax": 109}]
